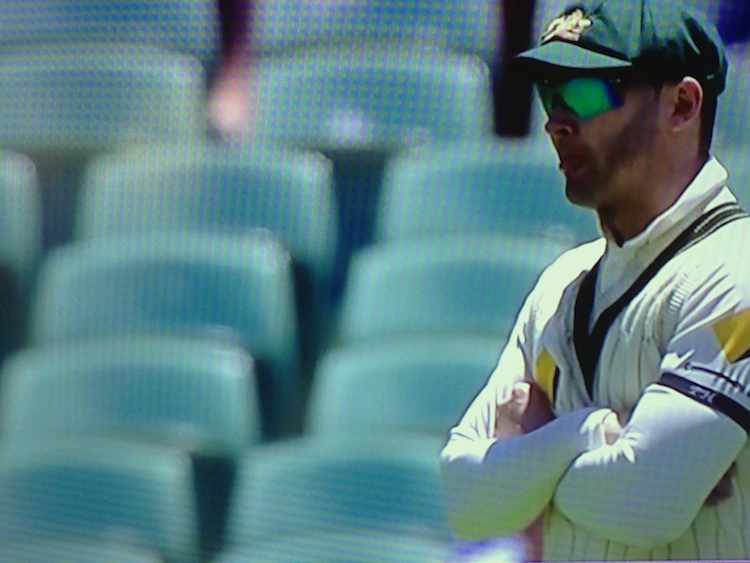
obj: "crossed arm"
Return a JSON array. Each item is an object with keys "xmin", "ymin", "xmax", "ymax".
[{"xmin": 440, "ymin": 378, "xmax": 745, "ymax": 548}]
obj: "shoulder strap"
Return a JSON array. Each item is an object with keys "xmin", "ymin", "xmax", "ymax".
[{"xmin": 574, "ymin": 202, "xmax": 749, "ymax": 399}]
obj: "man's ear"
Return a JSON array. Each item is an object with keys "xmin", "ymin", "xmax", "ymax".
[{"xmin": 669, "ymin": 77, "xmax": 703, "ymax": 132}]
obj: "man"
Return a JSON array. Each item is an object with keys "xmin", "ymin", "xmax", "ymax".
[{"xmin": 440, "ymin": 1, "xmax": 750, "ymax": 560}]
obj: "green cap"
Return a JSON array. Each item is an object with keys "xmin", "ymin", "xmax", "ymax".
[{"xmin": 515, "ymin": 0, "xmax": 728, "ymax": 95}]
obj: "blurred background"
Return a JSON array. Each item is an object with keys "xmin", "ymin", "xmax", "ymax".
[{"xmin": 0, "ymin": 1, "xmax": 746, "ymax": 562}]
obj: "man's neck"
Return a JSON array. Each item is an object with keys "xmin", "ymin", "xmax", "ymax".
[{"xmin": 599, "ymin": 154, "xmax": 708, "ymax": 246}]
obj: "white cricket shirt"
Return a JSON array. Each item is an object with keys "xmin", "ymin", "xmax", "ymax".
[{"xmin": 441, "ymin": 157, "xmax": 750, "ymax": 560}]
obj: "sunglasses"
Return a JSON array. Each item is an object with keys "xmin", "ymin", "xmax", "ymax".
[{"xmin": 536, "ymin": 76, "xmax": 627, "ymax": 121}]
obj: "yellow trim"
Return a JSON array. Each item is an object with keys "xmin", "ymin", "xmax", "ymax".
[
  {"xmin": 713, "ymin": 309, "xmax": 750, "ymax": 363},
  {"xmin": 535, "ymin": 349, "xmax": 557, "ymax": 404}
]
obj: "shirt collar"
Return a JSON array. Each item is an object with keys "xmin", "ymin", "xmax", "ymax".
[{"xmin": 600, "ymin": 156, "xmax": 729, "ymax": 254}]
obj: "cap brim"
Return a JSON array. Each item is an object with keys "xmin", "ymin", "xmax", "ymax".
[{"xmin": 515, "ymin": 40, "xmax": 632, "ymax": 74}]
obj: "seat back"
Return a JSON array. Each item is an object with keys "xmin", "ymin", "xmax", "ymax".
[
  {"xmin": 253, "ymin": 0, "xmax": 499, "ymax": 63},
  {"xmin": 0, "ymin": 150, "xmax": 40, "ymax": 288},
  {"xmin": 308, "ymin": 335, "xmax": 499, "ymax": 436},
  {"xmin": 0, "ymin": 539, "xmax": 162, "ymax": 563},
  {"xmin": 2, "ymin": 336, "xmax": 260, "ymax": 454},
  {"xmin": 31, "ymin": 232, "xmax": 299, "ymax": 437},
  {"xmin": 0, "ymin": 44, "xmax": 205, "ymax": 153},
  {"xmin": 218, "ymin": 530, "xmax": 453, "ymax": 563},
  {"xmin": 377, "ymin": 139, "xmax": 599, "ymax": 245},
  {"xmin": 77, "ymin": 143, "xmax": 337, "ymax": 292},
  {"xmin": 337, "ymin": 235, "xmax": 565, "ymax": 343},
  {"xmin": 252, "ymin": 45, "xmax": 493, "ymax": 150},
  {"xmin": 0, "ymin": 1, "xmax": 218, "ymax": 68},
  {"xmin": 224, "ymin": 436, "xmax": 450, "ymax": 547},
  {"xmin": 0, "ymin": 440, "xmax": 199, "ymax": 563}
]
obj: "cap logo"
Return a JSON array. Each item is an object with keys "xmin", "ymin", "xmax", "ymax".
[{"xmin": 542, "ymin": 9, "xmax": 592, "ymax": 43}]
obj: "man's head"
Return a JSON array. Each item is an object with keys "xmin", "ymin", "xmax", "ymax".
[{"xmin": 513, "ymin": 0, "xmax": 727, "ymax": 214}]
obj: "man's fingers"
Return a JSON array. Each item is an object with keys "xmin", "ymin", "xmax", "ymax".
[
  {"xmin": 602, "ymin": 411, "xmax": 624, "ymax": 445},
  {"xmin": 706, "ymin": 463, "xmax": 737, "ymax": 505},
  {"xmin": 494, "ymin": 384, "xmax": 531, "ymax": 439}
]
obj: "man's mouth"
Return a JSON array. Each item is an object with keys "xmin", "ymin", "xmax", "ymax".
[{"xmin": 559, "ymin": 156, "xmax": 586, "ymax": 175}]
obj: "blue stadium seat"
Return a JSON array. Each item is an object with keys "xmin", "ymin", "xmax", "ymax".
[
  {"xmin": 0, "ymin": 44, "xmax": 204, "ymax": 153},
  {"xmin": 0, "ymin": 150, "xmax": 39, "ymax": 362},
  {"xmin": 253, "ymin": 0, "xmax": 499, "ymax": 63},
  {"xmin": 77, "ymin": 142, "xmax": 338, "ymax": 298},
  {"xmin": 253, "ymin": 45, "xmax": 493, "ymax": 149},
  {"xmin": 0, "ymin": 150, "xmax": 40, "ymax": 291},
  {"xmin": 252, "ymin": 46, "xmax": 494, "ymax": 276},
  {"xmin": 217, "ymin": 530, "xmax": 453, "ymax": 563},
  {"xmin": 0, "ymin": 539, "xmax": 161, "ymax": 563},
  {"xmin": 1, "ymin": 335, "xmax": 260, "ymax": 557},
  {"xmin": 376, "ymin": 139, "xmax": 599, "ymax": 245},
  {"xmin": 0, "ymin": 1, "xmax": 218, "ymax": 69},
  {"xmin": 307, "ymin": 335, "xmax": 499, "ymax": 436},
  {"xmin": 720, "ymin": 147, "xmax": 750, "ymax": 210},
  {"xmin": 337, "ymin": 235, "xmax": 566, "ymax": 344},
  {"xmin": 0, "ymin": 44, "xmax": 205, "ymax": 249},
  {"xmin": 223, "ymin": 435, "xmax": 450, "ymax": 548},
  {"xmin": 1, "ymin": 335, "xmax": 260, "ymax": 453},
  {"xmin": 715, "ymin": 42, "xmax": 750, "ymax": 150},
  {"xmin": 30, "ymin": 232, "xmax": 300, "ymax": 438},
  {"xmin": 0, "ymin": 439, "xmax": 199, "ymax": 563}
]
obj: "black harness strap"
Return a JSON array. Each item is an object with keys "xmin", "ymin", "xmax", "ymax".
[{"xmin": 574, "ymin": 202, "xmax": 749, "ymax": 399}]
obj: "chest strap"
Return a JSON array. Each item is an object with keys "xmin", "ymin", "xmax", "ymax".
[{"xmin": 574, "ymin": 202, "xmax": 749, "ymax": 399}]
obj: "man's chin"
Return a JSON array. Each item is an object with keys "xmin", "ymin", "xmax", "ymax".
[{"xmin": 564, "ymin": 181, "xmax": 597, "ymax": 208}]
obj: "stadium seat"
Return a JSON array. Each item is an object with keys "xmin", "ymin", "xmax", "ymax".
[
  {"xmin": 223, "ymin": 435, "xmax": 450, "ymax": 548},
  {"xmin": 307, "ymin": 335, "xmax": 499, "ymax": 436},
  {"xmin": 77, "ymin": 143, "xmax": 337, "ymax": 295},
  {"xmin": 715, "ymin": 42, "xmax": 750, "ymax": 151},
  {"xmin": 0, "ymin": 335, "xmax": 259, "ymax": 557},
  {"xmin": 1, "ymin": 335, "xmax": 260, "ymax": 453},
  {"xmin": 252, "ymin": 45, "xmax": 493, "ymax": 275},
  {"xmin": 30, "ymin": 232, "xmax": 300, "ymax": 438},
  {"xmin": 76, "ymin": 142, "xmax": 339, "ymax": 370},
  {"xmin": 719, "ymin": 147, "xmax": 750, "ymax": 210},
  {"xmin": 253, "ymin": 0, "xmax": 499, "ymax": 63},
  {"xmin": 0, "ymin": 150, "xmax": 39, "ymax": 362},
  {"xmin": 0, "ymin": 150, "xmax": 40, "ymax": 290},
  {"xmin": 376, "ymin": 139, "xmax": 599, "ymax": 245},
  {"xmin": 0, "ymin": 44, "xmax": 204, "ymax": 155},
  {"xmin": 0, "ymin": 439, "xmax": 199, "ymax": 563},
  {"xmin": 252, "ymin": 45, "xmax": 493, "ymax": 150},
  {"xmin": 0, "ymin": 0, "xmax": 218, "ymax": 69},
  {"xmin": 336, "ymin": 234, "xmax": 566, "ymax": 344},
  {"xmin": 217, "ymin": 530, "xmax": 453, "ymax": 563},
  {"xmin": 0, "ymin": 539, "xmax": 161, "ymax": 563},
  {"xmin": 0, "ymin": 44, "xmax": 205, "ymax": 249}
]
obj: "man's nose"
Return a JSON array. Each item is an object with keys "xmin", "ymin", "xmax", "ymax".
[{"xmin": 544, "ymin": 111, "xmax": 578, "ymax": 139}]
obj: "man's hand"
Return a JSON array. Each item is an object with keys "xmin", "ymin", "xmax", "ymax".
[
  {"xmin": 494, "ymin": 381, "xmax": 556, "ymax": 440},
  {"xmin": 706, "ymin": 463, "xmax": 737, "ymax": 505},
  {"xmin": 493, "ymin": 381, "xmax": 555, "ymax": 562}
]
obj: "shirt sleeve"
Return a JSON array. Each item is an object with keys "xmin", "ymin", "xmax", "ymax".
[
  {"xmin": 440, "ymin": 268, "xmax": 615, "ymax": 540},
  {"xmin": 554, "ymin": 261, "xmax": 750, "ymax": 548}
]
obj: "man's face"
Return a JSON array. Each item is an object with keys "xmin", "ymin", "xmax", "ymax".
[{"xmin": 542, "ymin": 77, "xmax": 662, "ymax": 211}]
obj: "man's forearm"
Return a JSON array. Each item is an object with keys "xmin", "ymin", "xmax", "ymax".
[
  {"xmin": 440, "ymin": 407, "xmax": 612, "ymax": 540},
  {"xmin": 554, "ymin": 386, "xmax": 746, "ymax": 548}
]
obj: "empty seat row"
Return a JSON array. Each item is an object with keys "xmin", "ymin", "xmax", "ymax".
[
  {"xmin": 0, "ymin": 435, "xmax": 457, "ymax": 562},
  {"xmin": 14, "ymin": 229, "xmax": 553, "ymax": 432},
  {"xmin": 252, "ymin": 0, "xmax": 500, "ymax": 63},
  {"xmin": 0, "ymin": 0, "xmax": 218, "ymax": 68},
  {"xmin": 1, "ymin": 333, "xmax": 499, "ymax": 447},
  {"xmin": 0, "ymin": 439, "xmax": 198, "ymax": 562},
  {"xmin": 2, "ymin": 136, "xmax": 600, "ymax": 297}
]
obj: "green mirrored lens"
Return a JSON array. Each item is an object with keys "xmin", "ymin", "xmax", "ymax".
[{"xmin": 538, "ymin": 77, "xmax": 622, "ymax": 120}]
